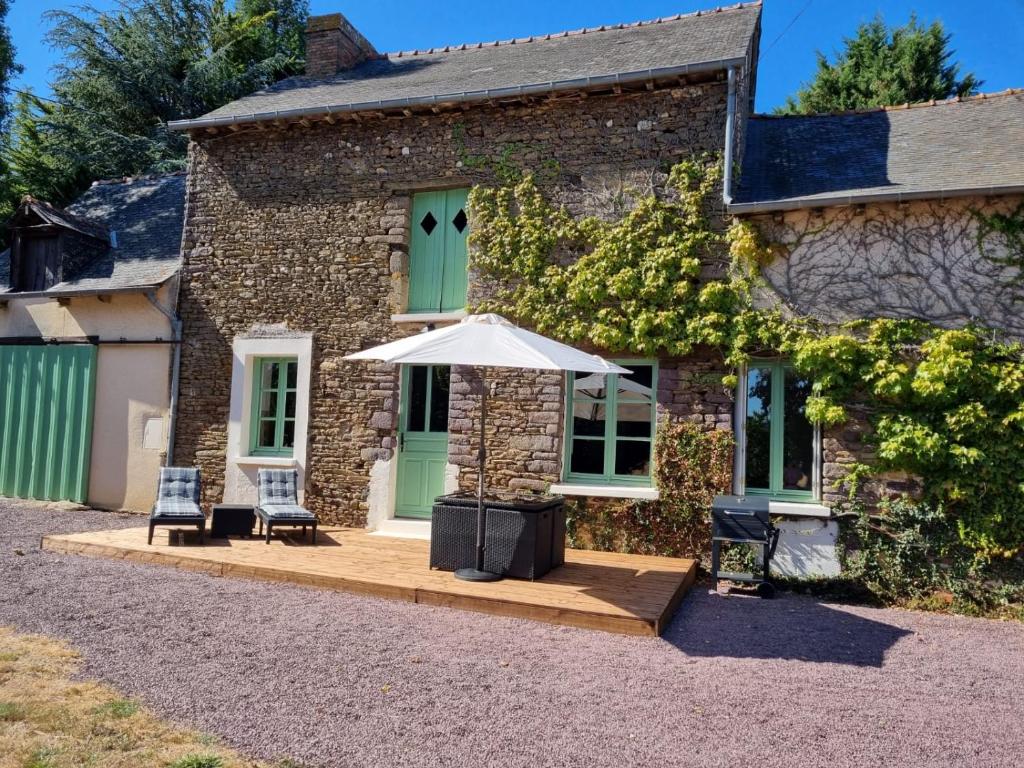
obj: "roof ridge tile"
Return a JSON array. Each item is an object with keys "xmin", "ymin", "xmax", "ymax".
[
  {"xmin": 379, "ymin": 1, "xmax": 762, "ymax": 60},
  {"xmin": 752, "ymin": 88, "xmax": 1024, "ymax": 120}
]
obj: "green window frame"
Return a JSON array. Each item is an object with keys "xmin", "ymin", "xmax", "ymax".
[
  {"xmin": 741, "ymin": 360, "xmax": 816, "ymax": 501},
  {"xmin": 248, "ymin": 357, "xmax": 298, "ymax": 457},
  {"xmin": 563, "ymin": 360, "xmax": 657, "ymax": 487},
  {"xmin": 408, "ymin": 188, "xmax": 470, "ymax": 313}
]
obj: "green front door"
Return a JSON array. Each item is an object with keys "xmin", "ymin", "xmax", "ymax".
[
  {"xmin": 0, "ymin": 344, "xmax": 97, "ymax": 503},
  {"xmin": 395, "ymin": 364, "xmax": 450, "ymax": 519}
]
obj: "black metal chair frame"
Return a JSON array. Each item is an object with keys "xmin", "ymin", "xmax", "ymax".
[
  {"xmin": 255, "ymin": 508, "xmax": 317, "ymax": 544},
  {"xmin": 148, "ymin": 514, "xmax": 206, "ymax": 545}
]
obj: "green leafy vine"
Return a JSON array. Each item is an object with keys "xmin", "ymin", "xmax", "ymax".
[{"xmin": 468, "ymin": 157, "xmax": 1024, "ymax": 559}]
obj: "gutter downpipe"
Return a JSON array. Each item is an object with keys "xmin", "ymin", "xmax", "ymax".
[
  {"xmin": 145, "ymin": 289, "xmax": 182, "ymax": 466},
  {"xmin": 723, "ymin": 66, "xmax": 737, "ymax": 205}
]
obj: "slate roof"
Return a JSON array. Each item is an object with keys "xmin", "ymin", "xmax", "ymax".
[
  {"xmin": 731, "ymin": 90, "xmax": 1024, "ymax": 212},
  {"xmin": 0, "ymin": 173, "xmax": 185, "ymax": 295},
  {"xmin": 169, "ymin": 2, "xmax": 762, "ymax": 130}
]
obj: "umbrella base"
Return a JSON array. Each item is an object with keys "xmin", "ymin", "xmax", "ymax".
[{"xmin": 454, "ymin": 567, "xmax": 503, "ymax": 582}]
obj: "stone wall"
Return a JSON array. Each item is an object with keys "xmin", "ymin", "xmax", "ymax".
[
  {"xmin": 174, "ymin": 81, "xmax": 734, "ymax": 524},
  {"xmin": 749, "ymin": 195, "xmax": 1024, "ymax": 509},
  {"xmin": 753, "ymin": 196, "xmax": 1024, "ymax": 340}
]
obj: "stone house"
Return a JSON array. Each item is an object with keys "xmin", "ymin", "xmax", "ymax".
[
  {"xmin": 727, "ymin": 89, "xmax": 1024, "ymax": 573},
  {"xmin": 165, "ymin": 3, "xmax": 1022, "ymax": 572},
  {"xmin": 0, "ymin": 174, "xmax": 185, "ymax": 511}
]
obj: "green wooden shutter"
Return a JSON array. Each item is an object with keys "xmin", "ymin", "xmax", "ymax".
[
  {"xmin": 409, "ymin": 191, "xmax": 446, "ymax": 312},
  {"xmin": 0, "ymin": 344, "xmax": 97, "ymax": 503},
  {"xmin": 440, "ymin": 188, "xmax": 469, "ymax": 312},
  {"xmin": 409, "ymin": 189, "xmax": 469, "ymax": 313}
]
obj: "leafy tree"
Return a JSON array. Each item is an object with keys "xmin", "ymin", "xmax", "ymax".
[
  {"xmin": 2, "ymin": 0, "xmax": 307, "ymax": 212},
  {"xmin": 0, "ymin": 0, "xmax": 19, "ymax": 126},
  {"xmin": 777, "ymin": 15, "xmax": 981, "ymax": 114},
  {"xmin": 0, "ymin": 0, "xmax": 23, "ymax": 220}
]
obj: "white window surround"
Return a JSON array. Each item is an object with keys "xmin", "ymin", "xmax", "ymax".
[
  {"xmin": 769, "ymin": 500, "xmax": 831, "ymax": 519},
  {"xmin": 223, "ymin": 333, "xmax": 313, "ymax": 503},
  {"xmin": 391, "ymin": 310, "xmax": 467, "ymax": 324},
  {"xmin": 549, "ymin": 483, "xmax": 660, "ymax": 501},
  {"xmin": 732, "ymin": 361, "xmax": 824, "ymax": 504}
]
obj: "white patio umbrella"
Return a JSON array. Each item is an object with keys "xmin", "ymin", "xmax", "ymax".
[{"xmin": 345, "ymin": 314, "xmax": 628, "ymax": 582}]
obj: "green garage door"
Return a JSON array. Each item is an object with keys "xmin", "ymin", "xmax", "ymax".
[{"xmin": 0, "ymin": 344, "xmax": 97, "ymax": 502}]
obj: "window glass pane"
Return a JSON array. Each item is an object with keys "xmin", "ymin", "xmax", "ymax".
[
  {"xmin": 615, "ymin": 402, "xmax": 652, "ymax": 438},
  {"xmin": 261, "ymin": 361, "xmax": 277, "ymax": 390},
  {"xmin": 259, "ymin": 391, "xmax": 276, "ymax": 419},
  {"xmin": 572, "ymin": 401, "xmax": 606, "ymax": 437},
  {"xmin": 282, "ymin": 420, "xmax": 295, "ymax": 449},
  {"xmin": 783, "ymin": 368, "xmax": 814, "ymax": 491},
  {"xmin": 573, "ymin": 373, "xmax": 606, "ymax": 400},
  {"xmin": 286, "ymin": 362, "xmax": 297, "ymax": 389},
  {"xmin": 258, "ymin": 420, "xmax": 276, "ymax": 448},
  {"xmin": 570, "ymin": 439, "xmax": 605, "ymax": 474},
  {"xmin": 617, "ymin": 365, "xmax": 654, "ymax": 401},
  {"xmin": 745, "ymin": 367, "xmax": 772, "ymax": 489},
  {"xmin": 429, "ymin": 366, "xmax": 450, "ymax": 433},
  {"xmin": 284, "ymin": 391, "xmax": 296, "ymax": 419},
  {"xmin": 615, "ymin": 440, "xmax": 651, "ymax": 476},
  {"xmin": 407, "ymin": 366, "xmax": 428, "ymax": 432}
]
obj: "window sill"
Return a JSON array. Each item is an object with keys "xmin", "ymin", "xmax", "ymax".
[
  {"xmin": 232, "ymin": 455, "xmax": 298, "ymax": 467},
  {"xmin": 549, "ymin": 483, "xmax": 659, "ymax": 501},
  {"xmin": 391, "ymin": 310, "xmax": 466, "ymax": 324},
  {"xmin": 769, "ymin": 501, "xmax": 830, "ymax": 519}
]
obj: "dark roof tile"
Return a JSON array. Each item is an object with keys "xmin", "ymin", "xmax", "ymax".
[
  {"xmin": 733, "ymin": 90, "xmax": 1024, "ymax": 210},
  {"xmin": 173, "ymin": 3, "xmax": 762, "ymax": 128}
]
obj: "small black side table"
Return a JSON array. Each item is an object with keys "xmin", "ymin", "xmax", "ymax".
[{"xmin": 210, "ymin": 504, "xmax": 256, "ymax": 539}]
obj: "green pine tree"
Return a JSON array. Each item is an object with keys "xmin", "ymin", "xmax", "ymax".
[
  {"xmin": 777, "ymin": 15, "xmax": 981, "ymax": 114},
  {"xmin": 2, "ymin": 0, "xmax": 308, "ymax": 214}
]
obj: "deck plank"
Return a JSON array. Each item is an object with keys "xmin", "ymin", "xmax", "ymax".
[{"xmin": 41, "ymin": 527, "xmax": 696, "ymax": 636}]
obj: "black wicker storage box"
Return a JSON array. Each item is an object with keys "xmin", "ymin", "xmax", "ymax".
[
  {"xmin": 484, "ymin": 506, "xmax": 553, "ymax": 580},
  {"xmin": 430, "ymin": 493, "xmax": 565, "ymax": 579},
  {"xmin": 429, "ymin": 497, "xmax": 479, "ymax": 571},
  {"xmin": 210, "ymin": 504, "xmax": 255, "ymax": 538}
]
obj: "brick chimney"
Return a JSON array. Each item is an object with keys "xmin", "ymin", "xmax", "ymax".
[{"xmin": 305, "ymin": 13, "xmax": 378, "ymax": 78}]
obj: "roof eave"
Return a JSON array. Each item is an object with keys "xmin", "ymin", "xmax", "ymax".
[
  {"xmin": 728, "ymin": 183, "xmax": 1024, "ymax": 214},
  {"xmin": 167, "ymin": 57, "xmax": 748, "ymax": 131},
  {"xmin": 0, "ymin": 276, "xmax": 175, "ymax": 301}
]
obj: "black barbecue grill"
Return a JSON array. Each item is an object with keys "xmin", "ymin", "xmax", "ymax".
[{"xmin": 710, "ymin": 495, "xmax": 780, "ymax": 598}]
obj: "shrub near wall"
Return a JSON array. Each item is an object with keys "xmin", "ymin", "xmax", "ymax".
[{"xmin": 567, "ymin": 421, "xmax": 733, "ymax": 558}]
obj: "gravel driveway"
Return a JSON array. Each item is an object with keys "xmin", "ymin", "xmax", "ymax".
[{"xmin": 2, "ymin": 499, "xmax": 1022, "ymax": 768}]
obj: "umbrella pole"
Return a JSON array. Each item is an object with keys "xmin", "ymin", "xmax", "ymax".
[{"xmin": 455, "ymin": 366, "xmax": 502, "ymax": 582}]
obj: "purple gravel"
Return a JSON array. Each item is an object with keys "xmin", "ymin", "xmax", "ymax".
[{"xmin": 1, "ymin": 499, "xmax": 1023, "ymax": 768}]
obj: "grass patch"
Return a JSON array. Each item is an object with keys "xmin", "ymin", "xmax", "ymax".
[
  {"xmin": 0, "ymin": 701, "xmax": 26, "ymax": 721},
  {"xmin": 93, "ymin": 699, "xmax": 140, "ymax": 719},
  {"xmin": 168, "ymin": 755, "xmax": 224, "ymax": 768},
  {"xmin": 0, "ymin": 626, "xmax": 273, "ymax": 767}
]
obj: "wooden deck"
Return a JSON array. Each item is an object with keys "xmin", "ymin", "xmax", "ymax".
[{"xmin": 41, "ymin": 526, "xmax": 696, "ymax": 636}]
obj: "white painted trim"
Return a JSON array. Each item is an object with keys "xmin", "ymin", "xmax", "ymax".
[
  {"xmin": 391, "ymin": 310, "xmax": 466, "ymax": 324},
  {"xmin": 769, "ymin": 501, "xmax": 831, "ymax": 519},
  {"xmin": 224, "ymin": 333, "xmax": 313, "ymax": 504},
  {"xmin": 549, "ymin": 483, "xmax": 659, "ymax": 500},
  {"xmin": 370, "ymin": 518, "xmax": 432, "ymax": 540},
  {"xmin": 232, "ymin": 455, "xmax": 299, "ymax": 467}
]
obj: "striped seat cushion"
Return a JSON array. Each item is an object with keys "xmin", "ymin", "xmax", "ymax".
[
  {"xmin": 153, "ymin": 499, "xmax": 204, "ymax": 518},
  {"xmin": 260, "ymin": 504, "xmax": 315, "ymax": 520}
]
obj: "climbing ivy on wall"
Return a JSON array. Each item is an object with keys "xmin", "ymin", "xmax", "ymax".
[
  {"xmin": 468, "ymin": 157, "xmax": 1024, "ymax": 560},
  {"xmin": 977, "ymin": 202, "xmax": 1024, "ymax": 301}
]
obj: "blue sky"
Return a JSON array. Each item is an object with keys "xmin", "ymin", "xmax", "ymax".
[{"xmin": 7, "ymin": 0, "xmax": 1024, "ymax": 112}]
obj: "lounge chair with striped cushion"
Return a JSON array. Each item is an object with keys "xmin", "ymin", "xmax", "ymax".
[
  {"xmin": 256, "ymin": 468, "xmax": 317, "ymax": 544},
  {"xmin": 148, "ymin": 467, "xmax": 205, "ymax": 545}
]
